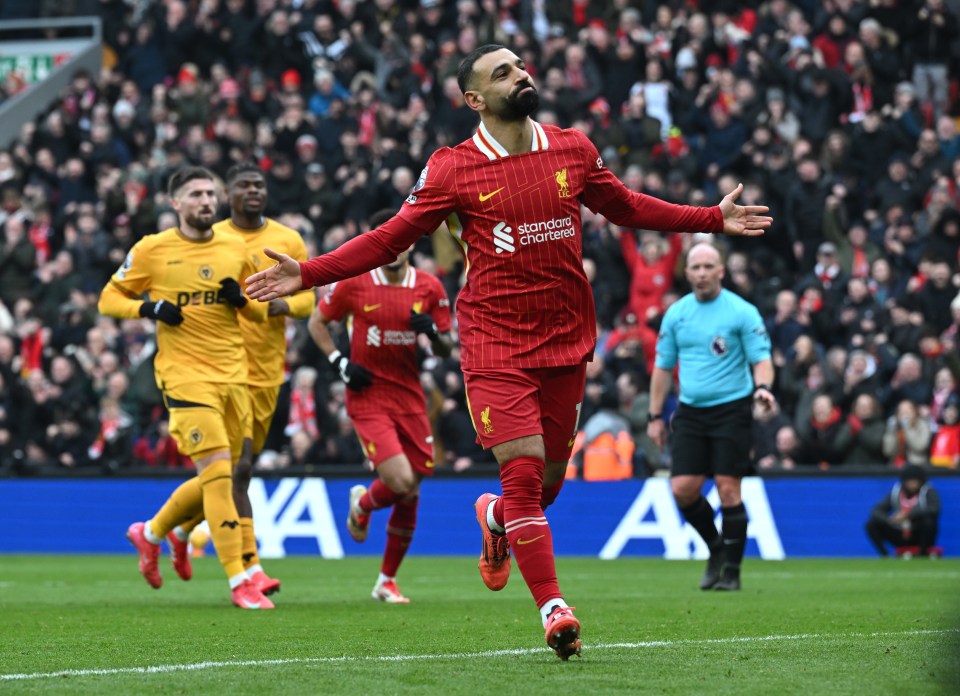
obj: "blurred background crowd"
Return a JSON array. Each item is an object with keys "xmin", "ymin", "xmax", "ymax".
[{"xmin": 0, "ymin": 0, "xmax": 959, "ymax": 478}]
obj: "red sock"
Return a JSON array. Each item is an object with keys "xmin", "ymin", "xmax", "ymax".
[
  {"xmin": 501, "ymin": 456, "xmax": 561, "ymax": 608},
  {"xmin": 492, "ymin": 479, "xmax": 564, "ymax": 526},
  {"xmin": 381, "ymin": 497, "xmax": 417, "ymax": 577},
  {"xmin": 361, "ymin": 478, "xmax": 402, "ymax": 513},
  {"xmin": 540, "ymin": 480, "xmax": 564, "ymax": 510}
]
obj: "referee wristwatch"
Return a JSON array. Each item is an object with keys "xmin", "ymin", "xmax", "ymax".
[
  {"xmin": 753, "ymin": 384, "xmax": 773, "ymax": 397},
  {"xmin": 647, "ymin": 412, "xmax": 663, "ymax": 423}
]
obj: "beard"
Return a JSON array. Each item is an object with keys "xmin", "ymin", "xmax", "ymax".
[
  {"xmin": 184, "ymin": 210, "xmax": 215, "ymax": 232},
  {"xmin": 500, "ymin": 84, "xmax": 539, "ymax": 121}
]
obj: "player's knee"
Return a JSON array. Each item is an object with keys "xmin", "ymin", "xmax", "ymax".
[
  {"xmin": 385, "ymin": 473, "xmax": 418, "ymax": 497},
  {"xmin": 715, "ymin": 487, "xmax": 741, "ymax": 508},
  {"xmin": 670, "ymin": 481, "xmax": 698, "ymax": 505}
]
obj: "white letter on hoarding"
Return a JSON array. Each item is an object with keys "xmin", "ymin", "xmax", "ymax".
[
  {"xmin": 599, "ymin": 478, "xmax": 701, "ymax": 559},
  {"xmin": 600, "ymin": 478, "xmax": 785, "ymax": 560},
  {"xmin": 249, "ymin": 478, "xmax": 345, "ymax": 559}
]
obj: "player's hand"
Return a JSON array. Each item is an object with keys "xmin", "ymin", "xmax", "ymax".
[
  {"xmin": 718, "ymin": 183, "xmax": 773, "ymax": 237},
  {"xmin": 409, "ymin": 309, "xmax": 439, "ymax": 339},
  {"xmin": 329, "ymin": 350, "xmax": 373, "ymax": 391},
  {"xmin": 219, "ymin": 278, "xmax": 248, "ymax": 308},
  {"xmin": 647, "ymin": 418, "xmax": 667, "ymax": 449},
  {"xmin": 268, "ymin": 299, "xmax": 290, "ymax": 316},
  {"xmin": 753, "ymin": 385, "xmax": 776, "ymax": 412},
  {"xmin": 139, "ymin": 299, "xmax": 184, "ymax": 326},
  {"xmin": 245, "ymin": 248, "xmax": 303, "ymax": 301}
]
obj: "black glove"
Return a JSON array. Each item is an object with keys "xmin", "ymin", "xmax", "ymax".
[
  {"xmin": 410, "ymin": 309, "xmax": 439, "ymax": 339},
  {"xmin": 219, "ymin": 278, "xmax": 248, "ymax": 308},
  {"xmin": 328, "ymin": 350, "xmax": 374, "ymax": 391},
  {"xmin": 139, "ymin": 299, "xmax": 184, "ymax": 326}
]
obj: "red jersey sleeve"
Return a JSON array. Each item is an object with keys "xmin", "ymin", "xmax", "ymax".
[
  {"xmin": 424, "ymin": 274, "xmax": 452, "ymax": 333},
  {"xmin": 395, "ymin": 148, "xmax": 458, "ymax": 233},
  {"xmin": 299, "ymin": 216, "xmax": 426, "ymax": 288},
  {"xmin": 576, "ymin": 131, "xmax": 724, "ymax": 234},
  {"xmin": 317, "ymin": 280, "xmax": 351, "ymax": 322}
]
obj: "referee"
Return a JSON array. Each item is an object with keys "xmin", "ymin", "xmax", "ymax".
[{"xmin": 647, "ymin": 243, "xmax": 775, "ymax": 591}]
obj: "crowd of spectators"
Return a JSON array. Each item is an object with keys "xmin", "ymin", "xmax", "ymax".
[{"xmin": 0, "ymin": 0, "xmax": 959, "ymax": 478}]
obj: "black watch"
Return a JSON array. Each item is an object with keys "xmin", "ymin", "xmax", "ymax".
[{"xmin": 647, "ymin": 412, "xmax": 663, "ymax": 422}]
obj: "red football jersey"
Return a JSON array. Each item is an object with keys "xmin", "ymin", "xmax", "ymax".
[
  {"xmin": 318, "ymin": 266, "xmax": 451, "ymax": 415},
  {"xmin": 396, "ymin": 122, "xmax": 721, "ymax": 369},
  {"xmin": 300, "ymin": 121, "xmax": 723, "ymax": 370}
]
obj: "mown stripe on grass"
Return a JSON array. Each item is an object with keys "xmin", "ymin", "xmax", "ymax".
[{"xmin": 2, "ymin": 628, "xmax": 956, "ymax": 681}]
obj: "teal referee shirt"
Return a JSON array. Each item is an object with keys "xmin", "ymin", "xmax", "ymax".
[{"xmin": 654, "ymin": 288, "xmax": 772, "ymax": 407}]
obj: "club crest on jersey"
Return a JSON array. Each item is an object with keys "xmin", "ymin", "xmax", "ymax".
[
  {"xmin": 198, "ymin": 264, "xmax": 214, "ymax": 280},
  {"xmin": 189, "ymin": 427, "xmax": 203, "ymax": 446},
  {"xmin": 555, "ymin": 167, "xmax": 570, "ymax": 198},
  {"xmin": 711, "ymin": 336, "xmax": 728, "ymax": 356},
  {"xmin": 480, "ymin": 406, "xmax": 494, "ymax": 434}
]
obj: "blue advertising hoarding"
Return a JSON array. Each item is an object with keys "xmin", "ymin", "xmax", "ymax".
[{"xmin": 1, "ymin": 476, "xmax": 956, "ymax": 558}]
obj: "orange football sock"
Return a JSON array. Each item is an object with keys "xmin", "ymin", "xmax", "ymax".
[
  {"xmin": 200, "ymin": 459, "xmax": 245, "ymax": 580},
  {"xmin": 148, "ymin": 476, "xmax": 203, "ymax": 539}
]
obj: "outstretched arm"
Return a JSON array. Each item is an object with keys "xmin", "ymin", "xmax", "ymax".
[
  {"xmin": 246, "ymin": 214, "xmax": 426, "ymax": 301},
  {"xmin": 597, "ymin": 183, "xmax": 772, "ymax": 237},
  {"xmin": 578, "ymin": 130, "xmax": 772, "ymax": 236}
]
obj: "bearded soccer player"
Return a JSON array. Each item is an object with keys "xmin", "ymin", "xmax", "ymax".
[
  {"xmin": 308, "ymin": 209, "xmax": 453, "ymax": 603},
  {"xmin": 166, "ymin": 162, "xmax": 316, "ymax": 598},
  {"xmin": 247, "ymin": 44, "xmax": 773, "ymax": 656},
  {"xmin": 98, "ymin": 166, "xmax": 273, "ymax": 609}
]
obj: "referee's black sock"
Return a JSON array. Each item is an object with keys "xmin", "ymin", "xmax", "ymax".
[
  {"xmin": 721, "ymin": 503, "xmax": 748, "ymax": 571},
  {"xmin": 679, "ymin": 496, "xmax": 721, "ymax": 552}
]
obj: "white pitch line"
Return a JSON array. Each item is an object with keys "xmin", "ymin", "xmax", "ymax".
[{"xmin": 2, "ymin": 628, "xmax": 957, "ymax": 682}]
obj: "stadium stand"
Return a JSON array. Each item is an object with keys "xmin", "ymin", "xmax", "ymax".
[{"xmin": 0, "ymin": 0, "xmax": 958, "ymax": 479}]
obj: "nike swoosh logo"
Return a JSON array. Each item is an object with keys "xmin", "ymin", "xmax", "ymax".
[
  {"xmin": 242, "ymin": 599, "xmax": 262, "ymax": 608},
  {"xmin": 567, "ymin": 438, "xmax": 576, "ymax": 448},
  {"xmin": 363, "ymin": 304, "xmax": 382, "ymax": 312},
  {"xmin": 516, "ymin": 534, "xmax": 545, "ymax": 545},
  {"xmin": 478, "ymin": 187, "xmax": 505, "ymax": 202}
]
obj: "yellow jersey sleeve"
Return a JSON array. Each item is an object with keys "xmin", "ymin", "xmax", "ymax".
[
  {"xmin": 97, "ymin": 235, "xmax": 158, "ymax": 318},
  {"xmin": 213, "ymin": 218, "xmax": 315, "ymax": 386}
]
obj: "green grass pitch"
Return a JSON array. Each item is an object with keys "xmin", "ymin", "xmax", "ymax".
[{"xmin": 1, "ymin": 555, "xmax": 957, "ymax": 694}]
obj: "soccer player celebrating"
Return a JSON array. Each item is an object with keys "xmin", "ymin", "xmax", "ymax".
[
  {"xmin": 647, "ymin": 243, "xmax": 776, "ymax": 591},
  {"xmin": 246, "ymin": 45, "xmax": 772, "ymax": 656},
  {"xmin": 98, "ymin": 166, "xmax": 273, "ymax": 609},
  {"xmin": 167, "ymin": 162, "xmax": 316, "ymax": 598},
  {"xmin": 308, "ymin": 209, "xmax": 453, "ymax": 604}
]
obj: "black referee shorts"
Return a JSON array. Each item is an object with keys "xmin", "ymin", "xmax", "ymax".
[{"xmin": 669, "ymin": 396, "xmax": 752, "ymax": 478}]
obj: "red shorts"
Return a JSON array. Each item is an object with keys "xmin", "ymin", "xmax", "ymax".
[
  {"xmin": 350, "ymin": 411, "xmax": 436, "ymax": 477},
  {"xmin": 463, "ymin": 364, "xmax": 587, "ymax": 462}
]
